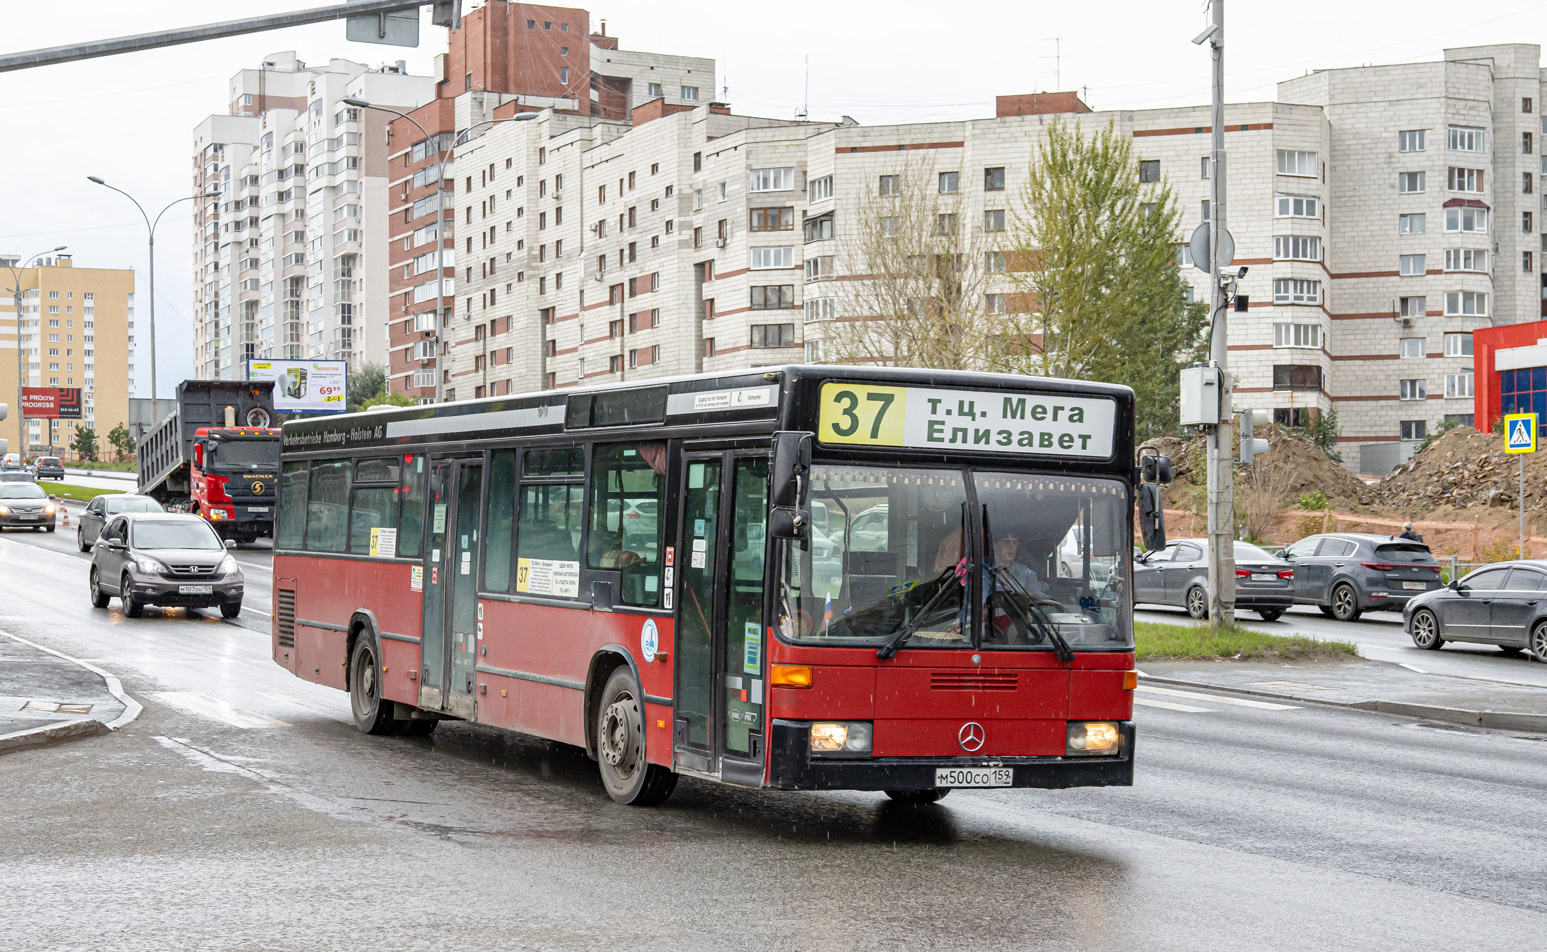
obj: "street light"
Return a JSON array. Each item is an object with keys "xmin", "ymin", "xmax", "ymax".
[
  {"xmin": 87, "ymin": 176, "xmax": 221, "ymax": 428},
  {"xmin": 4, "ymin": 245, "xmax": 67, "ymax": 456},
  {"xmin": 345, "ymin": 95, "xmax": 450, "ymax": 404}
]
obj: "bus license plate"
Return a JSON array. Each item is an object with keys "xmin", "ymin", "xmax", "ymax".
[
  {"xmin": 935, "ymin": 767, "xmax": 1012, "ymax": 788},
  {"xmin": 1403, "ymin": 581, "xmax": 1426, "ymax": 590},
  {"xmin": 179, "ymin": 585, "xmax": 213, "ymax": 595}
]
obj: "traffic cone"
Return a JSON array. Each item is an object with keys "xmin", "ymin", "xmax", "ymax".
[{"xmin": 61, "ymin": 506, "xmax": 70, "ymax": 527}]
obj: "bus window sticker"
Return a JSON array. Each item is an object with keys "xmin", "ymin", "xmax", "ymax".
[{"xmin": 743, "ymin": 622, "xmax": 761, "ymax": 674}]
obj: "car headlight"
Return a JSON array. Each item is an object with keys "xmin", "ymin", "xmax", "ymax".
[
  {"xmin": 0, "ymin": 505, "xmax": 9, "ymax": 515},
  {"xmin": 135, "ymin": 557, "xmax": 168, "ymax": 575},
  {"xmin": 809, "ymin": 721, "xmax": 873, "ymax": 757},
  {"xmin": 1066, "ymin": 721, "xmax": 1122, "ymax": 757},
  {"xmin": 44, "ymin": 504, "xmax": 56, "ymax": 514},
  {"xmin": 218, "ymin": 556, "xmax": 240, "ymax": 578}
]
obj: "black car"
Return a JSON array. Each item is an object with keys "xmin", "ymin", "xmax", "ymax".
[
  {"xmin": 0, "ymin": 481, "xmax": 57, "ymax": 531},
  {"xmin": 88, "ymin": 513, "xmax": 243, "ymax": 618},
  {"xmin": 1276, "ymin": 533, "xmax": 1442, "ymax": 621},
  {"xmin": 1404, "ymin": 560, "xmax": 1547, "ymax": 661},
  {"xmin": 1134, "ymin": 538, "xmax": 1295, "ymax": 620},
  {"xmin": 30, "ymin": 457, "xmax": 65, "ymax": 480},
  {"xmin": 77, "ymin": 494, "xmax": 165, "ymax": 551}
]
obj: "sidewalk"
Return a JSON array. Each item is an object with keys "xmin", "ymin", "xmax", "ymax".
[
  {"xmin": 0, "ymin": 632, "xmax": 138, "ymax": 753},
  {"xmin": 1141, "ymin": 658, "xmax": 1547, "ymax": 732}
]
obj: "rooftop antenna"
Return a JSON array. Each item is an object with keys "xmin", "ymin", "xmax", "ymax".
[
  {"xmin": 1042, "ymin": 37, "xmax": 1063, "ymax": 89},
  {"xmin": 796, "ymin": 54, "xmax": 809, "ymax": 121}
]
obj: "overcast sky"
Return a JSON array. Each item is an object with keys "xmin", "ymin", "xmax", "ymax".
[{"xmin": 4, "ymin": 0, "xmax": 1545, "ymax": 397}]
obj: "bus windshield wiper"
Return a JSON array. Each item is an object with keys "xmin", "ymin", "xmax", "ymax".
[{"xmin": 876, "ymin": 561, "xmax": 966, "ymax": 660}]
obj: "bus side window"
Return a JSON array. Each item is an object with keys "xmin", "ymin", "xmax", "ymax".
[
  {"xmin": 304, "ymin": 459, "xmax": 351, "ymax": 553},
  {"xmin": 347, "ymin": 457, "xmax": 401, "ymax": 555},
  {"xmin": 483, "ymin": 450, "xmax": 518, "ymax": 592},
  {"xmin": 398, "ymin": 454, "xmax": 426, "ymax": 558},
  {"xmin": 586, "ymin": 442, "xmax": 666, "ymax": 607},
  {"xmin": 515, "ymin": 447, "xmax": 585, "ymax": 593},
  {"xmin": 277, "ymin": 461, "xmax": 309, "ymax": 549}
]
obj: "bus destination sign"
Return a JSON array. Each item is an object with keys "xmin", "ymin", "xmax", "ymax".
[{"xmin": 817, "ymin": 383, "xmax": 1116, "ymax": 458}]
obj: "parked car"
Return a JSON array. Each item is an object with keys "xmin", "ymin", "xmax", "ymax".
[
  {"xmin": 88, "ymin": 513, "xmax": 243, "ymax": 618},
  {"xmin": 77, "ymin": 493, "xmax": 165, "ymax": 551},
  {"xmin": 1, "ymin": 453, "xmax": 21, "ymax": 471},
  {"xmin": 0, "ymin": 471, "xmax": 37, "ymax": 483},
  {"xmin": 0, "ymin": 481, "xmax": 57, "ymax": 531},
  {"xmin": 1133, "ymin": 538, "xmax": 1294, "ymax": 620},
  {"xmin": 1275, "ymin": 533, "xmax": 1442, "ymax": 621},
  {"xmin": 29, "ymin": 456, "xmax": 65, "ymax": 480},
  {"xmin": 1404, "ymin": 560, "xmax": 1547, "ymax": 661}
]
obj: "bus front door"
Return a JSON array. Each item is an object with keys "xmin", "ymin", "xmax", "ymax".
[
  {"xmin": 420, "ymin": 457, "xmax": 483, "ymax": 719},
  {"xmin": 675, "ymin": 451, "xmax": 769, "ymax": 784}
]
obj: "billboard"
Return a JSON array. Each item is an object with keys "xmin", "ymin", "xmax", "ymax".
[
  {"xmin": 246, "ymin": 360, "xmax": 348, "ymax": 414},
  {"xmin": 21, "ymin": 387, "xmax": 82, "ymax": 419}
]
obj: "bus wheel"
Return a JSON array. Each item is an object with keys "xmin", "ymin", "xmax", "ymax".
[
  {"xmin": 885, "ymin": 788, "xmax": 951, "ymax": 805},
  {"xmin": 596, "ymin": 667, "xmax": 676, "ymax": 806},
  {"xmin": 349, "ymin": 636, "xmax": 396, "ymax": 735}
]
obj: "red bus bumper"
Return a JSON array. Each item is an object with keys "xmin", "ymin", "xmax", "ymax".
[{"xmin": 766, "ymin": 719, "xmax": 1135, "ymax": 791}]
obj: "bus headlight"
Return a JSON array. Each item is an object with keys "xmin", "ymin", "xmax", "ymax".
[
  {"xmin": 810, "ymin": 721, "xmax": 872, "ymax": 756},
  {"xmin": 1066, "ymin": 721, "xmax": 1122, "ymax": 757}
]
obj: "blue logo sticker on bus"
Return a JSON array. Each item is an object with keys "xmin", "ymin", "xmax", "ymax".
[
  {"xmin": 640, "ymin": 618, "xmax": 659, "ymax": 663},
  {"xmin": 743, "ymin": 622, "xmax": 761, "ymax": 674}
]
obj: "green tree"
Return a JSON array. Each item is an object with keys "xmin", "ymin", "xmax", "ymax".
[
  {"xmin": 72, "ymin": 426, "xmax": 99, "ymax": 462},
  {"xmin": 362, "ymin": 390, "xmax": 417, "ymax": 409},
  {"xmin": 348, "ymin": 363, "xmax": 387, "ymax": 412},
  {"xmin": 1003, "ymin": 119, "xmax": 1206, "ymax": 441},
  {"xmin": 106, "ymin": 422, "xmax": 135, "ymax": 461}
]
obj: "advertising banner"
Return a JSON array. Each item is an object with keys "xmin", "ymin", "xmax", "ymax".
[
  {"xmin": 246, "ymin": 360, "xmax": 348, "ymax": 414},
  {"xmin": 20, "ymin": 387, "xmax": 82, "ymax": 419}
]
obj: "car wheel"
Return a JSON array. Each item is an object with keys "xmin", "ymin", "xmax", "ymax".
[
  {"xmin": 349, "ymin": 635, "xmax": 396, "ymax": 735},
  {"xmin": 1530, "ymin": 623, "xmax": 1547, "ymax": 664},
  {"xmin": 1331, "ymin": 583, "xmax": 1361, "ymax": 622},
  {"xmin": 1317, "ymin": 604, "xmax": 1336, "ymax": 619},
  {"xmin": 89, "ymin": 567, "xmax": 110, "ymax": 609},
  {"xmin": 220, "ymin": 602, "xmax": 242, "ymax": 619},
  {"xmin": 1258, "ymin": 609, "xmax": 1285, "ymax": 622},
  {"xmin": 596, "ymin": 667, "xmax": 677, "ymax": 805},
  {"xmin": 1410, "ymin": 609, "xmax": 1443, "ymax": 650},
  {"xmin": 77, "ymin": 528, "xmax": 90, "ymax": 552},
  {"xmin": 44, "ymin": 524, "xmax": 55, "ymax": 533},
  {"xmin": 1185, "ymin": 585, "xmax": 1208, "ymax": 620},
  {"xmin": 885, "ymin": 788, "xmax": 951, "ymax": 805},
  {"xmin": 121, "ymin": 572, "xmax": 143, "ymax": 618}
]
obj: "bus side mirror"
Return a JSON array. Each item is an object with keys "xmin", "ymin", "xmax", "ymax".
[
  {"xmin": 769, "ymin": 430, "xmax": 813, "ymax": 542},
  {"xmin": 1138, "ymin": 482, "xmax": 1165, "ymax": 552}
]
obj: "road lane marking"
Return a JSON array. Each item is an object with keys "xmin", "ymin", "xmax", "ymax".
[
  {"xmin": 150, "ymin": 691, "xmax": 288, "ymax": 728},
  {"xmin": 1134, "ymin": 697, "xmax": 1217, "ymax": 713},
  {"xmin": 1137, "ymin": 685, "xmax": 1298, "ymax": 710},
  {"xmin": 1399, "ymin": 663, "xmax": 1428, "ymax": 674}
]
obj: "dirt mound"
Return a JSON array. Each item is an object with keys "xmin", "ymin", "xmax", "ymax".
[
  {"xmin": 1142, "ymin": 425, "xmax": 1375, "ymax": 513},
  {"xmin": 1379, "ymin": 426, "xmax": 1547, "ymax": 514}
]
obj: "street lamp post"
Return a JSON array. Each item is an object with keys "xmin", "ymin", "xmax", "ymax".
[
  {"xmin": 87, "ymin": 177, "xmax": 220, "ymax": 428},
  {"xmin": 4, "ymin": 245, "xmax": 68, "ymax": 456}
]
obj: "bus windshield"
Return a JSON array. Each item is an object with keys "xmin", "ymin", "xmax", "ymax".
[{"xmin": 778, "ymin": 465, "xmax": 1132, "ymax": 651}]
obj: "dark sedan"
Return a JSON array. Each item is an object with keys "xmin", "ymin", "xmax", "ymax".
[
  {"xmin": 0, "ymin": 481, "xmax": 57, "ymax": 531},
  {"xmin": 30, "ymin": 457, "xmax": 65, "ymax": 480},
  {"xmin": 1134, "ymin": 539, "xmax": 1295, "ymax": 620},
  {"xmin": 1404, "ymin": 561, "xmax": 1547, "ymax": 661},
  {"xmin": 89, "ymin": 513, "xmax": 243, "ymax": 618},
  {"xmin": 1275, "ymin": 533, "xmax": 1442, "ymax": 621}
]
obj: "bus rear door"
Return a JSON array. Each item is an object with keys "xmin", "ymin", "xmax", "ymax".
[
  {"xmin": 675, "ymin": 450, "xmax": 770, "ymax": 785},
  {"xmin": 421, "ymin": 456, "xmax": 483, "ymax": 719}
]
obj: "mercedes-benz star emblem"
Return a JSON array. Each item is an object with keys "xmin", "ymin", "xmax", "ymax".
[{"xmin": 958, "ymin": 721, "xmax": 985, "ymax": 752}]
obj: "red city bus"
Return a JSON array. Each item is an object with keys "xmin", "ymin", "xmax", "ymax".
[{"xmin": 272, "ymin": 366, "xmax": 1156, "ymax": 805}]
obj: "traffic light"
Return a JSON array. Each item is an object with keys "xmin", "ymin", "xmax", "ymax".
[
  {"xmin": 431, "ymin": 0, "xmax": 462, "ymax": 28},
  {"xmin": 1238, "ymin": 409, "xmax": 1270, "ymax": 465}
]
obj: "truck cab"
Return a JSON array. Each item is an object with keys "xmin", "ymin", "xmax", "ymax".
[{"xmin": 192, "ymin": 427, "xmax": 280, "ymax": 543}]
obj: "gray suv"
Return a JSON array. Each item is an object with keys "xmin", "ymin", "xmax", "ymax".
[
  {"xmin": 1276, "ymin": 533, "xmax": 1442, "ymax": 621},
  {"xmin": 88, "ymin": 513, "xmax": 243, "ymax": 618}
]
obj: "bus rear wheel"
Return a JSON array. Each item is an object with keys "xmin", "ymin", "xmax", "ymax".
[
  {"xmin": 885, "ymin": 788, "xmax": 951, "ymax": 805},
  {"xmin": 349, "ymin": 636, "xmax": 396, "ymax": 735},
  {"xmin": 596, "ymin": 667, "xmax": 676, "ymax": 806}
]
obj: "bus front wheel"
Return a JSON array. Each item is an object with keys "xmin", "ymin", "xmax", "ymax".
[
  {"xmin": 349, "ymin": 636, "xmax": 396, "ymax": 735},
  {"xmin": 596, "ymin": 667, "xmax": 676, "ymax": 806}
]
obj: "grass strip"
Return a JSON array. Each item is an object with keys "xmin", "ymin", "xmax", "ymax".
[
  {"xmin": 37, "ymin": 481, "xmax": 124, "ymax": 503},
  {"xmin": 1136, "ymin": 620, "xmax": 1357, "ymax": 662}
]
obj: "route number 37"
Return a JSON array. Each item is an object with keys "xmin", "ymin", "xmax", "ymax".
[{"xmin": 818, "ymin": 383, "xmax": 907, "ymax": 446}]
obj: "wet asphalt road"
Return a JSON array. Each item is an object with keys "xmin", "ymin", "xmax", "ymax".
[{"xmin": 3, "ymin": 530, "xmax": 1546, "ymax": 950}]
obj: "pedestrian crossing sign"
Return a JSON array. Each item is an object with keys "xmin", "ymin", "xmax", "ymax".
[{"xmin": 1504, "ymin": 413, "xmax": 1537, "ymax": 454}]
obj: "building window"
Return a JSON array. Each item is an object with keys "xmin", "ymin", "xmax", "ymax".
[
  {"xmin": 810, "ymin": 175, "xmax": 833, "ymax": 201},
  {"xmin": 1399, "ymin": 378, "xmax": 1427, "ymax": 401},
  {"xmin": 1273, "ymin": 408, "xmax": 1309, "ymax": 428},
  {"xmin": 985, "ymin": 251, "xmax": 1006, "ymax": 273},
  {"xmin": 681, "ymin": 86, "xmax": 699, "ymax": 101},
  {"xmin": 1200, "ymin": 156, "xmax": 1210, "ymax": 178},
  {"xmin": 1400, "ymin": 337, "xmax": 1425, "ymax": 359},
  {"xmin": 1275, "ymin": 193, "xmax": 1319, "ymax": 217},
  {"xmin": 1201, "ymin": 199, "xmax": 1210, "ymax": 221},
  {"xmin": 559, "ymin": 67, "xmax": 569, "ymax": 84},
  {"xmin": 1273, "ymin": 364, "xmax": 1322, "ymax": 392},
  {"xmin": 1525, "ymin": 132, "xmax": 1535, "ymax": 155},
  {"xmin": 749, "ymin": 167, "xmax": 794, "ymax": 192},
  {"xmin": 1443, "ymin": 332, "xmax": 1473, "ymax": 357},
  {"xmin": 647, "ymin": 82, "xmax": 662, "ymax": 98},
  {"xmin": 1444, "ymin": 248, "xmax": 1487, "ymax": 272},
  {"xmin": 1444, "ymin": 291, "xmax": 1488, "ymax": 316},
  {"xmin": 1447, "ymin": 167, "xmax": 1484, "ymax": 192},
  {"xmin": 1444, "ymin": 207, "xmax": 1488, "ymax": 232},
  {"xmin": 804, "ymin": 297, "xmax": 836, "ymax": 323},
  {"xmin": 750, "ymin": 285, "xmax": 795, "ymax": 309},
  {"xmin": 1448, "ymin": 125, "xmax": 1485, "ymax": 152},
  {"xmin": 1398, "ymin": 172, "xmax": 1425, "ymax": 193},
  {"xmin": 750, "ymin": 246, "xmax": 794, "ymax": 269},
  {"xmin": 1526, "ymin": 251, "xmax": 1536, "ymax": 272},
  {"xmin": 1525, "ymin": 211, "xmax": 1534, "ymax": 233},
  {"xmin": 1138, "ymin": 160, "xmax": 1160, "ymax": 183},
  {"xmin": 750, "ymin": 323, "xmax": 795, "ymax": 348},
  {"xmin": 1399, "ymin": 213, "xmax": 1426, "ymax": 234},
  {"xmin": 805, "ymin": 255, "xmax": 836, "ymax": 281},
  {"xmin": 1274, "ymin": 235, "xmax": 1320, "ymax": 260},
  {"xmin": 1139, "ymin": 202, "xmax": 1159, "ymax": 217},
  {"xmin": 1276, "ymin": 150, "xmax": 1317, "ymax": 176},
  {"xmin": 1400, "ymin": 254, "xmax": 1426, "ymax": 276},
  {"xmin": 1274, "ymin": 322, "xmax": 1321, "ymax": 348},
  {"xmin": 1526, "ymin": 98, "xmax": 1535, "ymax": 114},
  {"xmin": 1445, "ymin": 372, "xmax": 1474, "ymax": 398},
  {"xmin": 984, "ymin": 167, "xmax": 1005, "ymax": 191},
  {"xmin": 939, "ymin": 171, "xmax": 960, "ymax": 193},
  {"xmin": 1273, "ymin": 278, "xmax": 1321, "ymax": 305},
  {"xmin": 985, "ymin": 293, "xmax": 1006, "ymax": 314},
  {"xmin": 1400, "ymin": 420, "xmax": 1428, "ymax": 441},
  {"xmin": 983, "ymin": 209, "xmax": 1006, "ymax": 233},
  {"xmin": 1399, "ymin": 129, "xmax": 1426, "ymax": 152},
  {"xmin": 1400, "ymin": 296, "xmax": 1426, "ymax": 317},
  {"xmin": 878, "ymin": 174, "xmax": 900, "ymax": 197},
  {"xmin": 803, "ymin": 213, "xmax": 835, "ymax": 243}
]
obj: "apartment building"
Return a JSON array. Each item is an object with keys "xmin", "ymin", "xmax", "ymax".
[
  {"xmin": 191, "ymin": 52, "xmax": 434, "ymax": 381},
  {"xmin": 0, "ymin": 254, "xmax": 134, "ymax": 456},
  {"xmin": 384, "ymin": 1, "xmax": 714, "ymax": 401}
]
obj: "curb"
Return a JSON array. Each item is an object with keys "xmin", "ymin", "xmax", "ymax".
[
  {"xmin": 0, "ymin": 628, "xmax": 142, "ymax": 756},
  {"xmin": 1137, "ymin": 673, "xmax": 1547, "ymax": 734}
]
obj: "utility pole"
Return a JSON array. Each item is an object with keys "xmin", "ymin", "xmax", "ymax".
[{"xmin": 1203, "ymin": 0, "xmax": 1235, "ymax": 627}]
